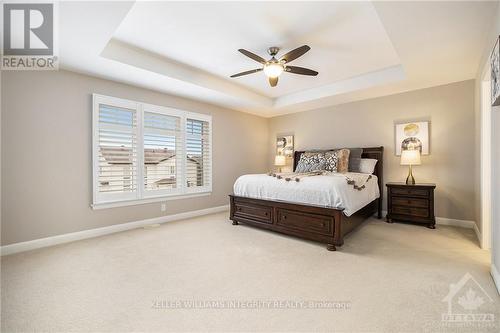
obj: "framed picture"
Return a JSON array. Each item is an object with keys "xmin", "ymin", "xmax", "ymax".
[
  {"xmin": 276, "ymin": 135, "xmax": 294, "ymax": 157},
  {"xmin": 395, "ymin": 121, "xmax": 429, "ymax": 156},
  {"xmin": 491, "ymin": 35, "xmax": 500, "ymax": 107}
]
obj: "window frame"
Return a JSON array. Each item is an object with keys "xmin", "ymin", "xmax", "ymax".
[{"xmin": 92, "ymin": 94, "xmax": 212, "ymax": 209}]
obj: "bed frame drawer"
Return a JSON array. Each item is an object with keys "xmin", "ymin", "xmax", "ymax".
[
  {"xmin": 234, "ymin": 202, "xmax": 272, "ymax": 224},
  {"xmin": 276, "ymin": 209, "xmax": 333, "ymax": 235}
]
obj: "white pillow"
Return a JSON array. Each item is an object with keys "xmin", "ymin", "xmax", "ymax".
[{"xmin": 358, "ymin": 158, "xmax": 378, "ymax": 174}]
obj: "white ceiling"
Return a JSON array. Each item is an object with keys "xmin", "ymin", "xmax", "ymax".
[
  {"xmin": 59, "ymin": 1, "xmax": 498, "ymax": 117},
  {"xmin": 112, "ymin": 1, "xmax": 400, "ymax": 98}
]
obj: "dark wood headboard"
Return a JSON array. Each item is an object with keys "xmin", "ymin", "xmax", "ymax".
[{"xmin": 293, "ymin": 147, "xmax": 384, "ymax": 216}]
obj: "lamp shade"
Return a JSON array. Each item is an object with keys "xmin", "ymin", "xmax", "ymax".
[
  {"xmin": 400, "ymin": 149, "xmax": 421, "ymax": 165},
  {"xmin": 275, "ymin": 155, "xmax": 286, "ymax": 166}
]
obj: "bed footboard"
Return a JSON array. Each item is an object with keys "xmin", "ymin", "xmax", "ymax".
[{"xmin": 229, "ymin": 195, "xmax": 376, "ymax": 251}]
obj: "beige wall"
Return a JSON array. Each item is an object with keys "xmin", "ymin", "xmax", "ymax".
[
  {"xmin": 0, "ymin": 71, "xmax": 479, "ymax": 246},
  {"xmin": 1, "ymin": 70, "xmax": 269, "ymax": 245},
  {"xmin": 268, "ymin": 80, "xmax": 476, "ymax": 221}
]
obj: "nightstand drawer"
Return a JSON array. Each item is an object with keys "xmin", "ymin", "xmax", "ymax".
[
  {"xmin": 392, "ymin": 197, "xmax": 429, "ymax": 208},
  {"xmin": 392, "ymin": 206, "xmax": 429, "ymax": 218},
  {"xmin": 391, "ymin": 187, "xmax": 429, "ymax": 197}
]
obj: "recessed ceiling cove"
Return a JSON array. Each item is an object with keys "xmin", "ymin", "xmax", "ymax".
[
  {"xmin": 58, "ymin": 1, "xmax": 497, "ymax": 117},
  {"xmin": 111, "ymin": 1, "xmax": 401, "ymax": 98}
]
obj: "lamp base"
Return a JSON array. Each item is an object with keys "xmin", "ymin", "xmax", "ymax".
[{"xmin": 406, "ymin": 165, "xmax": 415, "ymax": 185}]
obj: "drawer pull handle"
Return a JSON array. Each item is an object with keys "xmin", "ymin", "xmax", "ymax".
[
  {"xmin": 283, "ymin": 215, "xmax": 287, "ymax": 220},
  {"xmin": 264, "ymin": 212, "xmax": 268, "ymax": 216}
]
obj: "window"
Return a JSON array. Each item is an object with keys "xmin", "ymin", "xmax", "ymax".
[{"xmin": 92, "ymin": 94, "xmax": 212, "ymax": 208}]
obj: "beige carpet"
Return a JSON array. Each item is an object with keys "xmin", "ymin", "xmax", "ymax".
[{"xmin": 1, "ymin": 212, "xmax": 499, "ymax": 332}]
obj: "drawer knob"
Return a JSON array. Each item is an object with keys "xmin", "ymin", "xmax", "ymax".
[
  {"xmin": 283, "ymin": 215, "xmax": 287, "ymax": 220},
  {"xmin": 264, "ymin": 212, "xmax": 268, "ymax": 216}
]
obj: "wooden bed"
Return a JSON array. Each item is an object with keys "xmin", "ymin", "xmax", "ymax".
[{"xmin": 229, "ymin": 146, "xmax": 384, "ymax": 251}]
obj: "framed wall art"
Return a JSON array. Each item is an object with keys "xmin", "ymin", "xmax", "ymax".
[
  {"xmin": 276, "ymin": 135, "xmax": 294, "ymax": 157},
  {"xmin": 491, "ymin": 35, "xmax": 500, "ymax": 107},
  {"xmin": 395, "ymin": 121, "xmax": 429, "ymax": 156}
]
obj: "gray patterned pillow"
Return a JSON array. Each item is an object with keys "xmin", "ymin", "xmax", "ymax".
[
  {"xmin": 296, "ymin": 161, "xmax": 325, "ymax": 173},
  {"xmin": 295, "ymin": 152, "xmax": 325, "ymax": 172}
]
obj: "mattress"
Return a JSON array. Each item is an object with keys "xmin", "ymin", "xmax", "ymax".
[{"xmin": 233, "ymin": 172, "xmax": 380, "ymax": 216}]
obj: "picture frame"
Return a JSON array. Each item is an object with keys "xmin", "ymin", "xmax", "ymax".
[
  {"xmin": 491, "ymin": 35, "xmax": 500, "ymax": 107},
  {"xmin": 276, "ymin": 135, "xmax": 294, "ymax": 157},
  {"xmin": 395, "ymin": 121, "xmax": 429, "ymax": 156}
]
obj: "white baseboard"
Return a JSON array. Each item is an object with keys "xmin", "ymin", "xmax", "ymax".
[
  {"xmin": 1, "ymin": 205, "xmax": 230, "ymax": 256},
  {"xmin": 435, "ymin": 217, "xmax": 475, "ymax": 229},
  {"xmin": 435, "ymin": 218, "xmax": 484, "ymax": 248},
  {"xmin": 381, "ymin": 210, "xmax": 476, "ymax": 229},
  {"xmin": 491, "ymin": 264, "xmax": 500, "ymax": 295},
  {"xmin": 473, "ymin": 222, "xmax": 483, "ymax": 249},
  {"xmin": 381, "ymin": 210, "xmax": 480, "ymax": 243}
]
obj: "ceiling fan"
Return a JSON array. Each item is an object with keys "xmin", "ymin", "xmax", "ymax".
[{"xmin": 230, "ymin": 45, "xmax": 318, "ymax": 87}]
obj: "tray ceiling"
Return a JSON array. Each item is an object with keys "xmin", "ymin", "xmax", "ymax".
[{"xmin": 58, "ymin": 1, "xmax": 498, "ymax": 117}]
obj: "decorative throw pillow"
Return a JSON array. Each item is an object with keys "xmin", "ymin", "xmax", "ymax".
[
  {"xmin": 346, "ymin": 148, "xmax": 363, "ymax": 172},
  {"xmin": 336, "ymin": 149, "xmax": 350, "ymax": 173},
  {"xmin": 349, "ymin": 158, "xmax": 362, "ymax": 172},
  {"xmin": 324, "ymin": 149, "xmax": 350, "ymax": 173},
  {"xmin": 295, "ymin": 152, "xmax": 325, "ymax": 172},
  {"xmin": 296, "ymin": 161, "xmax": 325, "ymax": 173},
  {"xmin": 358, "ymin": 158, "xmax": 378, "ymax": 174}
]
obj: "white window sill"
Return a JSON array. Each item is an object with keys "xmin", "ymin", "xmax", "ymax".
[{"xmin": 91, "ymin": 192, "xmax": 211, "ymax": 210}]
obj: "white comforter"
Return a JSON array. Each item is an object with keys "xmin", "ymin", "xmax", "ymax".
[{"xmin": 233, "ymin": 173, "xmax": 380, "ymax": 216}]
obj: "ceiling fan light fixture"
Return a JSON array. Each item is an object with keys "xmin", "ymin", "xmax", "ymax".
[
  {"xmin": 263, "ymin": 62, "xmax": 284, "ymax": 78},
  {"xmin": 231, "ymin": 45, "xmax": 316, "ymax": 87}
]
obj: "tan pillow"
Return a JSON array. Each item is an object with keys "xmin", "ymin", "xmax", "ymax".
[{"xmin": 324, "ymin": 149, "xmax": 350, "ymax": 173}]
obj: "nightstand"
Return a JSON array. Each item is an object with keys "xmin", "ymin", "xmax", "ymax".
[{"xmin": 386, "ymin": 182, "xmax": 436, "ymax": 229}]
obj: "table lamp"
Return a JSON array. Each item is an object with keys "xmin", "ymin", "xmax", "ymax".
[
  {"xmin": 275, "ymin": 155, "xmax": 286, "ymax": 173},
  {"xmin": 400, "ymin": 149, "xmax": 421, "ymax": 185}
]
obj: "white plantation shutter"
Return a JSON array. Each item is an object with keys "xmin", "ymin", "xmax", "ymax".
[
  {"xmin": 93, "ymin": 94, "xmax": 212, "ymax": 207},
  {"xmin": 143, "ymin": 110, "xmax": 182, "ymax": 196},
  {"xmin": 186, "ymin": 117, "xmax": 211, "ymax": 190},
  {"xmin": 94, "ymin": 100, "xmax": 138, "ymax": 203}
]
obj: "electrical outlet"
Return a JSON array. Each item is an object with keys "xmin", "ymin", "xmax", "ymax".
[{"xmin": 161, "ymin": 203, "xmax": 167, "ymax": 212}]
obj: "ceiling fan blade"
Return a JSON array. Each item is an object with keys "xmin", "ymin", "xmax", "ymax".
[
  {"xmin": 230, "ymin": 68, "xmax": 263, "ymax": 78},
  {"xmin": 269, "ymin": 76, "xmax": 278, "ymax": 87},
  {"xmin": 238, "ymin": 49, "xmax": 266, "ymax": 64},
  {"xmin": 285, "ymin": 66, "xmax": 318, "ymax": 76},
  {"xmin": 279, "ymin": 45, "xmax": 311, "ymax": 63}
]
